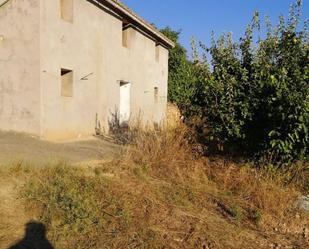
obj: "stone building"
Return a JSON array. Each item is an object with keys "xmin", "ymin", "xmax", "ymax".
[{"xmin": 0, "ymin": 0, "xmax": 174, "ymax": 140}]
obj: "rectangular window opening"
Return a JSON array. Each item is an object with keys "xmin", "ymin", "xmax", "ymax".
[
  {"xmin": 61, "ymin": 68, "xmax": 73, "ymax": 97},
  {"xmin": 60, "ymin": 0, "xmax": 73, "ymax": 23},
  {"xmin": 154, "ymin": 87, "xmax": 159, "ymax": 103},
  {"xmin": 155, "ymin": 44, "xmax": 160, "ymax": 62},
  {"xmin": 122, "ymin": 21, "xmax": 130, "ymax": 48}
]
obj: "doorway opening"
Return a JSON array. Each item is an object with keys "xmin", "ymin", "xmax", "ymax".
[{"xmin": 119, "ymin": 81, "xmax": 131, "ymax": 124}]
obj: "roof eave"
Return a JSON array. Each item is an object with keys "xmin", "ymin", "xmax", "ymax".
[{"xmin": 101, "ymin": 0, "xmax": 175, "ymax": 49}]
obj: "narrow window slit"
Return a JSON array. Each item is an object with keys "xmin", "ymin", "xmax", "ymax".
[{"xmin": 61, "ymin": 68, "xmax": 73, "ymax": 97}]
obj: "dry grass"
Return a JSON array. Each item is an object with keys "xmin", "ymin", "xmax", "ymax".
[
  {"xmin": 127, "ymin": 125, "xmax": 299, "ymax": 216},
  {"xmin": 1, "ymin": 125, "xmax": 308, "ymax": 249},
  {"xmin": 206, "ymin": 161, "xmax": 298, "ymax": 217}
]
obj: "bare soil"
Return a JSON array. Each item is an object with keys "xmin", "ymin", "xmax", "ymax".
[{"xmin": 0, "ymin": 131, "xmax": 120, "ymax": 166}]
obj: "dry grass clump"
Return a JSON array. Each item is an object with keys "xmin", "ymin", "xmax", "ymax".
[
  {"xmin": 125, "ymin": 125, "xmax": 299, "ymax": 217},
  {"xmin": 206, "ymin": 160, "xmax": 299, "ymax": 217},
  {"xmin": 126, "ymin": 125, "xmax": 201, "ymax": 179},
  {"xmin": 284, "ymin": 161, "xmax": 309, "ymax": 192},
  {"xmin": 165, "ymin": 103, "xmax": 182, "ymax": 129},
  {"xmin": 16, "ymin": 124, "xmax": 308, "ymax": 249},
  {"xmin": 24, "ymin": 165, "xmax": 165, "ymax": 249}
]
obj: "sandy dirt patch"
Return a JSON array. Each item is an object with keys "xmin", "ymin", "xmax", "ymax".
[{"xmin": 0, "ymin": 131, "xmax": 120, "ymax": 166}]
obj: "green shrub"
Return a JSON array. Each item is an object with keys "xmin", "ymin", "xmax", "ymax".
[
  {"xmin": 250, "ymin": 209, "xmax": 263, "ymax": 224},
  {"xmin": 166, "ymin": 0, "xmax": 309, "ymax": 162},
  {"xmin": 160, "ymin": 28, "xmax": 208, "ymax": 116}
]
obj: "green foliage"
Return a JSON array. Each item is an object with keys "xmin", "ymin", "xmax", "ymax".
[
  {"xmin": 250, "ymin": 209, "xmax": 263, "ymax": 224},
  {"xmin": 228, "ymin": 205, "xmax": 244, "ymax": 222},
  {"xmin": 166, "ymin": 1, "xmax": 309, "ymax": 162},
  {"xmin": 160, "ymin": 28, "xmax": 202, "ymax": 114}
]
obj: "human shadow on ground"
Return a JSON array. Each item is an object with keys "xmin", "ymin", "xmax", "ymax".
[{"xmin": 8, "ymin": 221, "xmax": 54, "ymax": 249}]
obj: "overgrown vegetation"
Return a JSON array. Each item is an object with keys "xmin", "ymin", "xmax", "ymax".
[
  {"xmin": 162, "ymin": 0, "xmax": 309, "ymax": 163},
  {"xmin": 15, "ymin": 126, "xmax": 307, "ymax": 249}
]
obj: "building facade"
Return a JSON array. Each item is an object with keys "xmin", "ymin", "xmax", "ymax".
[{"xmin": 0, "ymin": 0, "xmax": 174, "ymax": 140}]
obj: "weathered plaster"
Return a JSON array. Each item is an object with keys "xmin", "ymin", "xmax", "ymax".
[
  {"xmin": 0, "ymin": 0, "xmax": 40, "ymax": 135},
  {"xmin": 0, "ymin": 0, "xmax": 169, "ymax": 140}
]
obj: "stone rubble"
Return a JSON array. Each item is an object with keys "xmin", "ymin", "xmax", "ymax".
[{"xmin": 297, "ymin": 195, "xmax": 309, "ymax": 211}]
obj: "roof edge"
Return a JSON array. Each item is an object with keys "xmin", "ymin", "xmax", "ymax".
[{"xmin": 102, "ymin": 0, "xmax": 175, "ymax": 49}]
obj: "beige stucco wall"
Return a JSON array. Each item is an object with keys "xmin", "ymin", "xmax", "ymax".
[
  {"xmin": 40, "ymin": 0, "xmax": 169, "ymax": 140},
  {"xmin": 0, "ymin": 0, "xmax": 41, "ymax": 135},
  {"xmin": 0, "ymin": 0, "xmax": 169, "ymax": 140},
  {"xmin": 121, "ymin": 27, "xmax": 169, "ymax": 126}
]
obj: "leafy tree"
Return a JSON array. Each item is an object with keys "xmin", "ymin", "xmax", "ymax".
[
  {"xmin": 165, "ymin": 1, "xmax": 309, "ymax": 162},
  {"xmin": 161, "ymin": 28, "xmax": 211, "ymax": 117}
]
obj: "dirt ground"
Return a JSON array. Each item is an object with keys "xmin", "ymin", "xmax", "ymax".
[
  {"xmin": 0, "ymin": 131, "xmax": 121, "ymax": 248},
  {"xmin": 0, "ymin": 131, "xmax": 120, "ymax": 166}
]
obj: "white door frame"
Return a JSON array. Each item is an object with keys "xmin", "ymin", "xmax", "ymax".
[{"xmin": 119, "ymin": 81, "xmax": 131, "ymax": 124}]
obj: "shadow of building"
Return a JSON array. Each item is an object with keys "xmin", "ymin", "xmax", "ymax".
[{"xmin": 8, "ymin": 221, "xmax": 54, "ymax": 249}]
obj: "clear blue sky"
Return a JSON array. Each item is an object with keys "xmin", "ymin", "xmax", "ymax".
[{"xmin": 122, "ymin": 0, "xmax": 309, "ymax": 51}]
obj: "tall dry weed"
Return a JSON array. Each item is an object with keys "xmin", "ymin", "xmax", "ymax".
[{"xmin": 123, "ymin": 124, "xmax": 300, "ymax": 218}]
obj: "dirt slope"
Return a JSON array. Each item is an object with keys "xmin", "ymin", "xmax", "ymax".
[
  {"xmin": 0, "ymin": 131, "xmax": 120, "ymax": 247},
  {"xmin": 0, "ymin": 131, "xmax": 120, "ymax": 166},
  {"xmin": 0, "ymin": 130, "xmax": 308, "ymax": 249}
]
